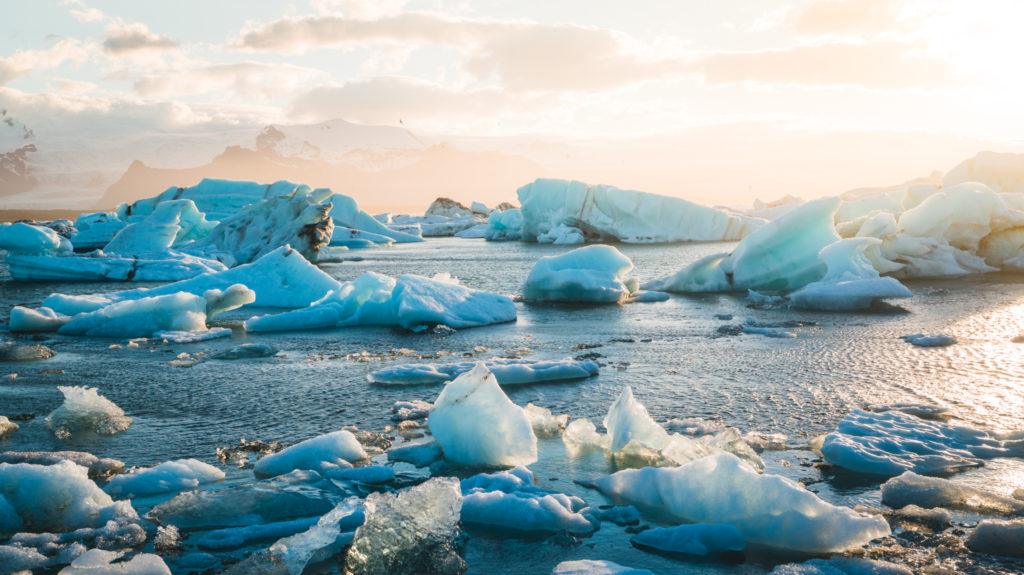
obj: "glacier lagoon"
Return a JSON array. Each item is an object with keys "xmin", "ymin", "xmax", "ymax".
[{"xmin": 2, "ymin": 237, "xmax": 1024, "ymax": 574}]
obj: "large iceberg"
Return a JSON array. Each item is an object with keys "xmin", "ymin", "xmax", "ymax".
[
  {"xmin": 594, "ymin": 453, "xmax": 890, "ymax": 553},
  {"xmin": 821, "ymin": 409, "xmax": 1024, "ymax": 476},
  {"xmin": 517, "ymin": 179, "xmax": 762, "ymax": 244},
  {"xmin": 368, "ymin": 358, "xmax": 599, "ymax": 386},
  {"xmin": 484, "ymin": 208, "xmax": 523, "ymax": 241},
  {"xmin": 523, "ymin": 245, "xmax": 639, "ymax": 303},
  {"xmin": 120, "ymin": 178, "xmax": 306, "ymax": 221},
  {"xmin": 428, "ymin": 364, "xmax": 538, "ymax": 467},
  {"xmin": 245, "ymin": 273, "xmax": 516, "ymax": 332},
  {"xmin": 103, "ymin": 200, "xmax": 215, "ymax": 257}
]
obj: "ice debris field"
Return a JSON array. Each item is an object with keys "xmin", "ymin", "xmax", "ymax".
[{"xmin": 1, "ymin": 150, "xmax": 1024, "ymax": 574}]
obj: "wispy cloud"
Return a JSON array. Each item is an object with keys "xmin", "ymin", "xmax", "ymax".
[
  {"xmin": 0, "ymin": 39, "xmax": 92, "ymax": 87},
  {"xmin": 103, "ymin": 22, "xmax": 179, "ymax": 54},
  {"xmin": 134, "ymin": 62, "xmax": 324, "ymax": 102}
]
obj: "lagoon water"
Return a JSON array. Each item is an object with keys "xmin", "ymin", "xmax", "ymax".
[{"xmin": 3, "ymin": 237, "xmax": 1024, "ymax": 574}]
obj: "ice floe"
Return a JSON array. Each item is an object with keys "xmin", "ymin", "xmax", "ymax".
[
  {"xmin": 551, "ymin": 560, "xmax": 653, "ymax": 575},
  {"xmin": 460, "ymin": 466, "xmax": 597, "ymax": 535},
  {"xmin": 769, "ymin": 557, "xmax": 912, "ymax": 575},
  {"xmin": 104, "ymin": 459, "xmax": 224, "ymax": 497},
  {"xmin": 880, "ymin": 472, "xmax": 1024, "ymax": 515},
  {"xmin": 630, "ymin": 523, "xmax": 745, "ymax": 556},
  {"xmin": 524, "ymin": 245, "xmax": 639, "ymax": 303},
  {"xmin": 787, "ymin": 238, "xmax": 912, "ymax": 310},
  {"xmin": 368, "ymin": 358, "xmax": 598, "ymax": 386},
  {"xmin": 428, "ymin": 363, "xmax": 538, "ymax": 467},
  {"xmin": 245, "ymin": 272, "xmax": 516, "ymax": 332},
  {"xmin": 46, "ymin": 387, "xmax": 133, "ymax": 440},
  {"xmin": 56, "ymin": 548, "xmax": 171, "ymax": 575},
  {"xmin": 0, "ymin": 451, "xmax": 123, "ymax": 480},
  {"xmin": 966, "ymin": 519, "xmax": 1024, "ymax": 557},
  {"xmin": 820, "ymin": 409, "xmax": 1024, "ymax": 476},
  {"xmin": 594, "ymin": 453, "xmax": 891, "ymax": 553},
  {"xmin": 518, "ymin": 178, "xmax": 761, "ymax": 244},
  {"xmin": 253, "ymin": 430, "xmax": 367, "ymax": 478},
  {"xmin": 0, "ymin": 222, "xmax": 65, "ymax": 254}
]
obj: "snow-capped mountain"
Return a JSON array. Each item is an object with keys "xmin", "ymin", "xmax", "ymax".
[{"xmin": 0, "ymin": 110, "xmax": 38, "ymax": 196}]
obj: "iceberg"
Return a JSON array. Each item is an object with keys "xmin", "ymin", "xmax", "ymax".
[
  {"xmin": 517, "ymin": 179, "xmax": 761, "ymax": 244},
  {"xmin": 630, "ymin": 523, "xmax": 745, "ymax": 556},
  {"xmin": 820, "ymin": 409, "xmax": 1024, "ymax": 476},
  {"xmin": 769, "ymin": 558, "xmax": 912, "ymax": 575},
  {"xmin": 966, "ymin": 519, "xmax": 1024, "ymax": 557},
  {"xmin": 46, "ymin": 386, "xmax": 133, "ymax": 440},
  {"xmin": 551, "ymin": 561, "xmax": 653, "ymax": 575},
  {"xmin": 72, "ymin": 212, "xmax": 128, "ymax": 251},
  {"xmin": 253, "ymin": 430, "xmax": 367, "ymax": 478},
  {"xmin": 523, "ymin": 245, "xmax": 639, "ymax": 303},
  {"xmin": 119, "ymin": 178, "xmax": 306, "ymax": 221},
  {"xmin": 57, "ymin": 549, "xmax": 171, "ymax": 575},
  {"xmin": 0, "ymin": 222, "xmax": 64, "ymax": 254},
  {"xmin": 103, "ymin": 200, "xmax": 215, "ymax": 257},
  {"xmin": 880, "ymin": 472, "xmax": 1024, "ymax": 515},
  {"xmin": 329, "ymin": 193, "xmax": 423, "ymax": 244},
  {"xmin": 368, "ymin": 358, "xmax": 599, "ymax": 386},
  {"xmin": 387, "ymin": 440, "xmax": 443, "ymax": 468},
  {"xmin": 0, "ymin": 451, "xmax": 124, "ymax": 480},
  {"xmin": 594, "ymin": 453, "xmax": 890, "ymax": 553},
  {"xmin": 428, "ymin": 364, "xmax": 538, "ymax": 467},
  {"xmin": 42, "ymin": 246, "xmax": 340, "ymax": 316},
  {"xmin": 787, "ymin": 238, "xmax": 912, "ymax": 310},
  {"xmin": 485, "ymin": 208, "xmax": 523, "ymax": 241},
  {"xmin": 246, "ymin": 273, "xmax": 516, "ymax": 332},
  {"xmin": 524, "ymin": 403, "xmax": 570, "ymax": 437},
  {"xmin": 196, "ymin": 516, "xmax": 320, "ymax": 550},
  {"xmin": 4, "ymin": 251, "xmax": 227, "ymax": 283},
  {"xmin": 104, "ymin": 459, "xmax": 225, "ymax": 497},
  {"xmin": 460, "ymin": 467, "xmax": 597, "ymax": 535},
  {"xmin": 344, "ymin": 477, "xmax": 464, "ymax": 575}
]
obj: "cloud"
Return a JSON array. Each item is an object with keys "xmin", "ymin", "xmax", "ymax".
[
  {"xmin": 60, "ymin": 0, "xmax": 104, "ymax": 23},
  {"xmin": 103, "ymin": 22, "xmax": 179, "ymax": 54},
  {"xmin": 0, "ymin": 39, "xmax": 92, "ymax": 87},
  {"xmin": 794, "ymin": 0, "xmax": 906, "ymax": 38},
  {"xmin": 690, "ymin": 42, "xmax": 953, "ymax": 89},
  {"xmin": 234, "ymin": 12, "xmax": 683, "ymax": 92},
  {"xmin": 134, "ymin": 62, "xmax": 324, "ymax": 102}
]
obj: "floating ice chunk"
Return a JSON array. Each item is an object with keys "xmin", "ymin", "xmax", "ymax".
[
  {"xmin": 563, "ymin": 418, "xmax": 611, "ymax": 451},
  {"xmin": 631, "ymin": 523, "xmax": 745, "ymax": 556},
  {"xmin": 769, "ymin": 558, "xmax": 912, "ymax": 575},
  {"xmin": 330, "ymin": 226, "xmax": 394, "ymax": 248},
  {"xmin": 820, "ymin": 409, "xmax": 1022, "ymax": 476},
  {"xmin": 0, "ymin": 416, "xmax": 19, "ymax": 439},
  {"xmin": 0, "ymin": 222, "xmax": 62, "ymax": 254},
  {"xmin": 246, "ymin": 272, "xmax": 516, "ymax": 332},
  {"xmin": 4, "ymin": 251, "xmax": 228, "ymax": 282},
  {"xmin": 0, "ymin": 461, "xmax": 138, "ymax": 534},
  {"xmin": 538, "ymin": 223, "xmax": 585, "ymax": 244},
  {"xmin": 646, "ymin": 198, "xmax": 839, "ymax": 293},
  {"xmin": 10, "ymin": 306, "xmax": 72, "ymax": 332},
  {"xmin": 45, "ymin": 246, "xmax": 340, "ymax": 316},
  {"xmin": 211, "ymin": 343, "xmax": 279, "ymax": 359},
  {"xmin": 901, "ymin": 333, "xmax": 956, "ymax": 347},
  {"xmin": 57, "ymin": 548, "xmax": 170, "ymax": 575},
  {"xmin": 429, "ymin": 364, "xmax": 538, "ymax": 467},
  {"xmin": 788, "ymin": 238, "xmax": 912, "ymax": 310},
  {"xmin": 966, "ymin": 519, "xmax": 1024, "ymax": 557},
  {"xmin": 524, "ymin": 245, "xmax": 638, "ymax": 303},
  {"xmin": 369, "ymin": 358, "xmax": 598, "ymax": 386},
  {"xmin": 0, "ymin": 341, "xmax": 56, "ymax": 361},
  {"xmin": 880, "ymin": 472, "xmax": 1024, "ymax": 515},
  {"xmin": 154, "ymin": 328, "xmax": 231, "ymax": 343},
  {"xmin": 329, "ymin": 193, "xmax": 423, "ymax": 243},
  {"xmin": 518, "ymin": 179, "xmax": 760, "ymax": 244},
  {"xmin": 551, "ymin": 560, "xmax": 653, "ymax": 575},
  {"xmin": 196, "ymin": 516, "xmax": 320, "ymax": 550},
  {"xmin": 387, "ymin": 440, "xmax": 443, "ymax": 467},
  {"xmin": 0, "ymin": 543, "xmax": 49, "ymax": 573},
  {"xmin": 104, "ymin": 200, "xmax": 214, "ymax": 256},
  {"xmin": 344, "ymin": 478, "xmax": 463, "ymax": 575},
  {"xmin": 454, "ymin": 224, "xmax": 488, "ymax": 238},
  {"xmin": 485, "ymin": 208, "xmax": 523, "ymax": 241},
  {"xmin": 594, "ymin": 453, "xmax": 890, "ymax": 553},
  {"xmin": 460, "ymin": 467, "xmax": 597, "ymax": 535},
  {"xmin": 0, "ymin": 451, "xmax": 124, "ymax": 480},
  {"xmin": 524, "ymin": 404, "xmax": 570, "ymax": 437},
  {"xmin": 391, "ymin": 399, "xmax": 431, "ymax": 422},
  {"xmin": 604, "ymin": 386, "xmax": 670, "ymax": 455},
  {"xmin": 253, "ymin": 430, "xmax": 367, "ymax": 478},
  {"xmin": 73, "ymin": 212, "xmax": 128, "ymax": 251},
  {"xmin": 46, "ymin": 387, "xmax": 133, "ymax": 440},
  {"xmin": 326, "ymin": 465, "xmax": 395, "ymax": 484},
  {"xmin": 104, "ymin": 459, "xmax": 225, "ymax": 497},
  {"xmin": 187, "ymin": 188, "xmax": 334, "ymax": 266}
]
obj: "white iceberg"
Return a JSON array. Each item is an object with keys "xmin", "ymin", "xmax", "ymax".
[
  {"xmin": 551, "ymin": 561, "xmax": 653, "ymax": 575},
  {"xmin": 594, "ymin": 453, "xmax": 890, "ymax": 553},
  {"xmin": 103, "ymin": 200, "xmax": 215, "ymax": 257},
  {"xmin": 246, "ymin": 272, "xmax": 516, "ymax": 332},
  {"xmin": 253, "ymin": 430, "xmax": 367, "ymax": 478},
  {"xmin": 630, "ymin": 523, "xmax": 745, "ymax": 556},
  {"xmin": 880, "ymin": 472, "xmax": 1024, "ymax": 515},
  {"xmin": 460, "ymin": 466, "xmax": 597, "ymax": 535},
  {"xmin": 46, "ymin": 386, "xmax": 133, "ymax": 440},
  {"xmin": 428, "ymin": 363, "xmax": 538, "ymax": 467},
  {"xmin": 368, "ymin": 358, "xmax": 598, "ymax": 386},
  {"xmin": 524, "ymin": 245, "xmax": 639, "ymax": 303},
  {"xmin": 72, "ymin": 212, "xmax": 128, "ymax": 251},
  {"xmin": 820, "ymin": 409, "xmax": 1023, "ymax": 476},
  {"xmin": 104, "ymin": 459, "xmax": 225, "ymax": 497},
  {"xmin": 57, "ymin": 549, "xmax": 171, "ymax": 575},
  {"xmin": 943, "ymin": 150, "xmax": 1024, "ymax": 194},
  {"xmin": 518, "ymin": 179, "xmax": 761, "ymax": 244},
  {"xmin": 787, "ymin": 238, "xmax": 912, "ymax": 310},
  {"xmin": 329, "ymin": 193, "xmax": 423, "ymax": 244},
  {"xmin": 344, "ymin": 477, "xmax": 463, "ymax": 575}
]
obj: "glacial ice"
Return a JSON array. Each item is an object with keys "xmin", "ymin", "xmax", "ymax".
[
  {"xmin": 0, "ymin": 416, "xmax": 18, "ymax": 439},
  {"xmin": 428, "ymin": 363, "xmax": 538, "ymax": 467},
  {"xmin": 0, "ymin": 222, "xmax": 64, "ymax": 254},
  {"xmin": 0, "ymin": 451, "xmax": 124, "ymax": 480},
  {"xmin": 4, "ymin": 251, "xmax": 228, "ymax": 283},
  {"xmin": 787, "ymin": 238, "xmax": 912, "ymax": 310},
  {"xmin": 46, "ymin": 387, "xmax": 133, "ymax": 440},
  {"xmin": 630, "ymin": 523, "xmax": 745, "ymax": 556},
  {"xmin": 369, "ymin": 358, "xmax": 599, "ymax": 386},
  {"xmin": 880, "ymin": 472, "xmax": 1024, "ymax": 515},
  {"xmin": 594, "ymin": 453, "xmax": 890, "ymax": 553},
  {"xmin": 820, "ymin": 409, "xmax": 1024, "ymax": 476},
  {"xmin": 329, "ymin": 193, "xmax": 423, "ymax": 243},
  {"xmin": 330, "ymin": 226, "xmax": 394, "ymax": 248},
  {"xmin": 42, "ymin": 246, "xmax": 340, "ymax": 316},
  {"xmin": 769, "ymin": 558, "xmax": 912, "ymax": 575},
  {"xmin": 551, "ymin": 560, "xmax": 653, "ymax": 575},
  {"xmin": 104, "ymin": 459, "xmax": 225, "ymax": 497},
  {"xmin": 57, "ymin": 549, "xmax": 171, "ymax": 575},
  {"xmin": 460, "ymin": 467, "xmax": 597, "ymax": 535},
  {"xmin": 901, "ymin": 333, "xmax": 956, "ymax": 347},
  {"xmin": 0, "ymin": 461, "xmax": 138, "ymax": 535},
  {"xmin": 485, "ymin": 208, "xmax": 523, "ymax": 241},
  {"xmin": 344, "ymin": 477, "xmax": 464, "ymax": 575},
  {"xmin": 119, "ymin": 179, "xmax": 306, "ymax": 221},
  {"xmin": 524, "ymin": 403, "xmax": 570, "ymax": 437},
  {"xmin": 103, "ymin": 200, "xmax": 215, "ymax": 257},
  {"xmin": 562, "ymin": 418, "xmax": 611, "ymax": 451},
  {"xmin": 250, "ymin": 498, "xmax": 363, "ymax": 575},
  {"xmin": 966, "ymin": 519, "xmax": 1024, "ymax": 557},
  {"xmin": 253, "ymin": 430, "xmax": 367, "ymax": 478},
  {"xmin": 196, "ymin": 516, "xmax": 320, "ymax": 550},
  {"xmin": 246, "ymin": 272, "xmax": 516, "ymax": 332},
  {"xmin": 943, "ymin": 151, "xmax": 1024, "ymax": 194},
  {"xmin": 517, "ymin": 178, "xmax": 761, "ymax": 244},
  {"xmin": 154, "ymin": 328, "xmax": 231, "ymax": 343},
  {"xmin": 387, "ymin": 440, "xmax": 443, "ymax": 468},
  {"xmin": 523, "ymin": 245, "xmax": 639, "ymax": 303},
  {"xmin": 325, "ymin": 465, "xmax": 395, "ymax": 484}
]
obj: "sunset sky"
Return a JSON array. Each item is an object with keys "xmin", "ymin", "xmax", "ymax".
[{"xmin": 2, "ymin": 0, "xmax": 1023, "ymax": 208}]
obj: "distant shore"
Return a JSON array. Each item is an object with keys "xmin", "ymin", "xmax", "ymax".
[{"xmin": 0, "ymin": 209, "xmax": 90, "ymax": 223}]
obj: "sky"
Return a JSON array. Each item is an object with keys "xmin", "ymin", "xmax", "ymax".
[{"xmin": 2, "ymin": 0, "xmax": 1024, "ymax": 208}]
